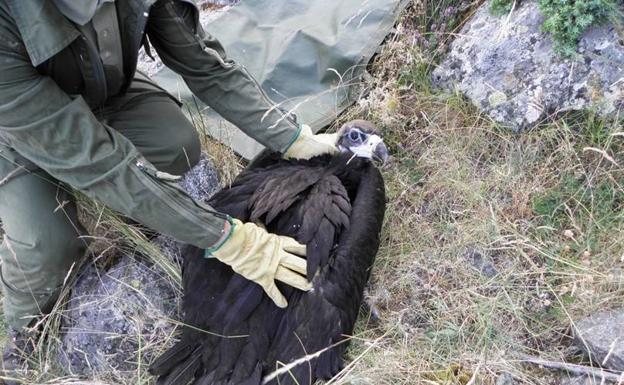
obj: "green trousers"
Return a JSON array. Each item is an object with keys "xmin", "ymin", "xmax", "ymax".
[{"xmin": 0, "ymin": 76, "xmax": 201, "ymax": 329}]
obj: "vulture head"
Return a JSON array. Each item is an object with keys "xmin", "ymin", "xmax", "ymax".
[{"xmin": 335, "ymin": 120, "xmax": 389, "ymax": 164}]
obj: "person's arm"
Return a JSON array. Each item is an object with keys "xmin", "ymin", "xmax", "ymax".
[
  {"xmin": 146, "ymin": 0, "xmax": 306, "ymax": 154},
  {"xmin": 0, "ymin": 12, "xmax": 228, "ymax": 249}
]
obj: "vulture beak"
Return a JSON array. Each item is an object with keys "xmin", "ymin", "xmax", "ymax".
[
  {"xmin": 347, "ymin": 134, "xmax": 389, "ymax": 165},
  {"xmin": 373, "ymin": 141, "xmax": 389, "ymax": 164}
]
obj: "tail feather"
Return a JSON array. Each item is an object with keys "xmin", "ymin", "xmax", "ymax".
[
  {"xmin": 149, "ymin": 341, "xmax": 195, "ymax": 376},
  {"xmin": 156, "ymin": 348, "xmax": 203, "ymax": 385}
]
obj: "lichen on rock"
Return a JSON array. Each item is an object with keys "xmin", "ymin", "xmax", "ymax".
[{"xmin": 432, "ymin": 0, "xmax": 624, "ymax": 131}]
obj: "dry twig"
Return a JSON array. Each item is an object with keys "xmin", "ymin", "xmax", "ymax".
[{"xmin": 517, "ymin": 354, "xmax": 624, "ymax": 383}]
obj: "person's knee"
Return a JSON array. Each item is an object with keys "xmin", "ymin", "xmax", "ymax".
[
  {"xmin": 0, "ymin": 229, "xmax": 85, "ymax": 329},
  {"xmin": 161, "ymin": 127, "xmax": 201, "ymax": 175},
  {"xmin": 2, "ymin": 225, "xmax": 86, "ymax": 288},
  {"xmin": 44, "ymin": 229, "xmax": 86, "ymax": 271},
  {"xmin": 0, "ymin": 170, "xmax": 86, "ymax": 328}
]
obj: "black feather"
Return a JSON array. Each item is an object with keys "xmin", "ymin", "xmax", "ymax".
[
  {"xmin": 156, "ymin": 348, "xmax": 202, "ymax": 385},
  {"xmin": 148, "ymin": 342, "xmax": 194, "ymax": 376},
  {"xmin": 150, "ymin": 152, "xmax": 386, "ymax": 385}
]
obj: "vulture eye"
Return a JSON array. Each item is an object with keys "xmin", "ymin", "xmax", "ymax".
[{"xmin": 348, "ymin": 129, "xmax": 364, "ymax": 143}]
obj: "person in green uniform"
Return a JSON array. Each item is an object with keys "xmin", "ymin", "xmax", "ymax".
[{"xmin": 0, "ymin": 0, "xmax": 337, "ymax": 380}]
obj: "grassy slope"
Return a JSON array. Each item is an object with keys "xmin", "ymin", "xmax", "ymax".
[
  {"xmin": 2, "ymin": 1, "xmax": 624, "ymax": 384},
  {"xmin": 328, "ymin": 1, "xmax": 624, "ymax": 384}
]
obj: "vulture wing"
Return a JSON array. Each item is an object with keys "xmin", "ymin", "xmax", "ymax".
[{"xmin": 149, "ymin": 154, "xmax": 386, "ymax": 385}]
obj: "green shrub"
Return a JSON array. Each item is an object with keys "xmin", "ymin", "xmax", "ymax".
[
  {"xmin": 489, "ymin": 0, "xmax": 619, "ymax": 56},
  {"xmin": 539, "ymin": 0, "xmax": 616, "ymax": 56}
]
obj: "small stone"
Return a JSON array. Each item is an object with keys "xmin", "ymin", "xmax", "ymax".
[
  {"xmin": 495, "ymin": 372, "xmax": 514, "ymax": 385},
  {"xmin": 463, "ymin": 247, "xmax": 499, "ymax": 278},
  {"xmin": 573, "ymin": 308, "xmax": 624, "ymax": 371},
  {"xmin": 564, "ymin": 229, "xmax": 575, "ymax": 238}
]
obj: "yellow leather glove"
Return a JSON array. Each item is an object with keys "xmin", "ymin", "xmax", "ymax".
[
  {"xmin": 205, "ymin": 218, "xmax": 311, "ymax": 308},
  {"xmin": 283, "ymin": 124, "xmax": 339, "ymax": 160}
]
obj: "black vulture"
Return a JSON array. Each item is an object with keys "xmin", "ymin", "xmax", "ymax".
[{"xmin": 149, "ymin": 120, "xmax": 388, "ymax": 385}]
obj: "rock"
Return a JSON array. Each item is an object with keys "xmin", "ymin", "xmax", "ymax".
[
  {"xmin": 573, "ymin": 308, "xmax": 624, "ymax": 371},
  {"xmin": 495, "ymin": 372, "xmax": 514, "ymax": 385},
  {"xmin": 59, "ymin": 257, "xmax": 179, "ymax": 378},
  {"xmin": 463, "ymin": 247, "xmax": 498, "ymax": 278},
  {"xmin": 176, "ymin": 155, "xmax": 221, "ymax": 201},
  {"xmin": 59, "ymin": 155, "xmax": 221, "ymax": 380},
  {"xmin": 432, "ymin": 1, "xmax": 624, "ymax": 131}
]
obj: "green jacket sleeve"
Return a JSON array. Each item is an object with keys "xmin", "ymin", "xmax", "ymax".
[
  {"xmin": 146, "ymin": 0, "xmax": 301, "ymax": 154},
  {"xmin": 0, "ymin": 12, "xmax": 228, "ymax": 249}
]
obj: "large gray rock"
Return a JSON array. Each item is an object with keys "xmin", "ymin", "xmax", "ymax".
[
  {"xmin": 432, "ymin": 1, "xmax": 624, "ymax": 131},
  {"xmin": 59, "ymin": 156, "xmax": 221, "ymax": 380},
  {"xmin": 59, "ymin": 257, "xmax": 179, "ymax": 378},
  {"xmin": 573, "ymin": 308, "xmax": 624, "ymax": 371}
]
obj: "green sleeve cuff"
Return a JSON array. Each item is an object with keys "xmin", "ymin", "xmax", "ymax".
[
  {"xmin": 204, "ymin": 216, "xmax": 236, "ymax": 257},
  {"xmin": 280, "ymin": 124, "xmax": 303, "ymax": 154}
]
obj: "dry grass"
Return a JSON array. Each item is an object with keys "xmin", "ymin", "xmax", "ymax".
[
  {"xmin": 323, "ymin": 3, "xmax": 624, "ymax": 384},
  {"xmin": 2, "ymin": 1, "xmax": 623, "ymax": 384}
]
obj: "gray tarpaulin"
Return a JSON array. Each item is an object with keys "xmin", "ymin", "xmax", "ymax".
[{"xmin": 152, "ymin": 0, "xmax": 406, "ymax": 159}]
